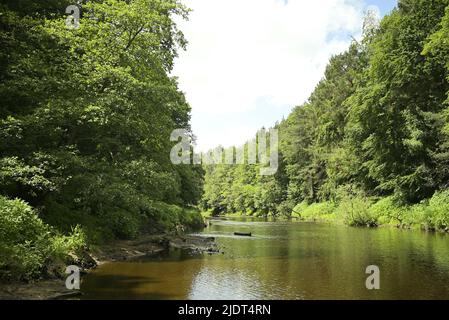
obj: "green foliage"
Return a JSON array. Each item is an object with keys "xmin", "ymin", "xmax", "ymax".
[
  {"xmin": 422, "ymin": 6, "xmax": 449, "ymax": 190},
  {"xmin": 51, "ymin": 226, "xmax": 87, "ymax": 261},
  {"xmin": 347, "ymin": 0, "xmax": 449, "ymax": 202},
  {"xmin": 0, "ymin": 196, "xmax": 86, "ymax": 280},
  {"xmin": 428, "ymin": 190, "xmax": 449, "ymax": 231},
  {"xmin": 143, "ymin": 201, "xmax": 204, "ymax": 233},
  {"xmin": 201, "ymin": 162, "xmax": 287, "ymax": 217},
  {"xmin": 104, "ymin": 210, "xmax": 142, "ymax": 240},
  {"xmin": 278, "ymin": 42, "xmax": 367, "ymax": 205},
  {"xmin": 368, "ymin": 196, "xmax": 406, "ymax": 226},
  {"xmin": 0, "ymin": 156, "xmax": 59, "ymax": 201},
  {"xmin": 291, "ymin": 202, "xmax": 308, "ymax": 218},
  {"xmin": 290, "ymin": 190, "xmax": 449, "ymax": 232},
  {"xmin": 0, "ymin": 0, "xmax": 203, "ymax": 236},
  {"xmin": 41, "ymin": 199, "xmax": 115, "ymax": 244},
  {"xmin": 291, "ymin": 201, "xmax": 336, "ymax": 222},
  {"xmin": 179, "ymin": 208, "xmax": 205, "ymax": 231},
  {"xmin": 0, "ymin": 0, "xmax": 206, "ymax": 280},
  {"xmin": 406, "ymin": 202, "xmax": 434, "ymax": 231},
  {"xmin": 336, "ymin": 195, "xmax": 377, "ymax": 227},
  {"xmin": 276, "ymin": 200, "xmax": 295, "ymax": 218},
  {"xmin": 0, "ymin": 197, "xmax": 50, "ymax": 246},
  {"xmin": 200, "ymin": 129, "xmax": 289, "ymax": 217},
  {"xmin": 407, "ymin": 190, "xmax": 449, "ymax": 232},
  {"xmin": 300, "ymin": 202, "xmax": 337, "ymax": 221}
]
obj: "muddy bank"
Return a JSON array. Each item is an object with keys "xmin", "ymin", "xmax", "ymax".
[
  {"xmin": 0, "ymin": 234, "xmax": 218, "ymax": 300},
  {"xmin": 92, "ymin": 234, "xmax": 219, "ymax": 264}
]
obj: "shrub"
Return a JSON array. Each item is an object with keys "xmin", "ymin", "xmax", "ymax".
[
  {"xmin": 0, "ymin": 196, "xmax": 50, "ymax": 246},
  {"xmin": 142, "ymin": 201, "xmax": 204, "ymax": 233},
  {"xmin": 407, "ymin": 202, "xmax": 433, "ymax": 231},
  {"xmin": 102, "ymin": 209, "xmax": 142, "ymax": 240},
  {"xmin": 0, "ymin": 196, "xmax": 87, "ymax": 281},
  {"xmin": 0, "ymin": 196, "xmax": 51, "ymax": 280},
  {"xmin": 178, "ymin": 207, "xmax": 205, "ymax": 231},
  {"xmin": 428, "ymin": 190, "xmax": 449, "ymax": 232},
  {"xmin": 337, "ymin": 195, "xmax": 377, "ymax": 227},
  {"xmin": 51, "ymin": 225, "xmax": 87, "ymax": 261},
  {"xmin": 43, "ymin": 199, "xmax": 114, "ymax": 244},
  {"xmin": 407, "ymin": 191, "xmax": 449, "ymax": 232},
  {"xmin": 369, "ymin": 196, "xmax": 406, "ymax": 226},
  {"xmin": 276, "ymin": 200, "xmax": 295, "ymax": 218}
]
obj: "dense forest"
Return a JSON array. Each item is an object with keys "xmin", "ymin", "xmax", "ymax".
[
  {"xmin": 202, "ymin": 0, "xmax": 449, "ymax": 230},
  {"xmin": 0, "ymin": 0, "xmax": 203, "ymax": 280}
]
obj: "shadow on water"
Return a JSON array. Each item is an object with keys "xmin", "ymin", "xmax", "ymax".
[
  {"xmin": 82, "ymin": 270, "xmax": 194, "ymax": 300},
  {"xmin": 81, "ymin": 274, "xmax": 172, "ymax": 300}
]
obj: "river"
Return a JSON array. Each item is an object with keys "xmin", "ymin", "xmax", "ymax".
[{"xmin": 81, "ymin": 217, "xmax": 449, "ymax": 299}]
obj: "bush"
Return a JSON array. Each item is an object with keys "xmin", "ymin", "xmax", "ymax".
[
  {"xmin": 0, "ymin": 196, "xmax": 51, "ymax": 280},
  {"xmin": 0, "ymin": 196, "xmax": 50, "ymax": 246},
  {"xmin": 368, "ymin": 196, "xmax": 406, "ymax": 226},
  {"xmin": 407, "ymin": 191, "xmax": 449, "ymax": 232},
  {"xmin": 276, "ymin": 200, "xmax": 295, "ymax": 218},
  {"xmin": 142, "ymin": 201, "xmax": 204, "ymax": 233},
  {"xmin": 102, "ymin": 209, "xmax": 142, "ymax": 240},
  {"xmin": 428, "ymin": 190, "xmax": 449, "ymax": 232},
  {"xmin": 42, "ymin": 199, "xmax": 114, "ymax": 244},
  {"xmin": 337, "ymin": 195, "xmax": 377, "ymax": 227},
  {"xmin": 0, "ymin": 196, "xmax": 87, "ymax": 281},
  {"xmin": 51, "ymin": 226, "xmax": 87, "ymax": 261},
  {"xmin": 288, "ymin": 191, "xmax": 449, "ymax": 233},
  {"xmin": 178, "ymin": 207, "xmax": 205, "ymax": 231},
  {"xmin": 406, "ymin": 202, "xmax": 433, "ymax": 231}
]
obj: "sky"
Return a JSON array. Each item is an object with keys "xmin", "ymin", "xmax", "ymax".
[{"xmin": 172, "ymin": 0, "xmax": 398, "ymax": 152}]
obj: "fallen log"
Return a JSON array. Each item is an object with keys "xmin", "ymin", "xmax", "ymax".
[{"xmin": 234, "ymin": 232, "xmax": 252, "ymax": 237}]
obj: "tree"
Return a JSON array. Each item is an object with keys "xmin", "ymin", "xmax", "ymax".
[
  {"xmin": 347, "ymin": 0, "xmax": 449, "ymax": 203},
  {"xmin": 0, "ymin": 0, "xmax": 203, "ymax": 239}
]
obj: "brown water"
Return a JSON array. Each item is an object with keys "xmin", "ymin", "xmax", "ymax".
[{"xmin": 81, "ymin": 217, "xmax": 449, "ymax": 299}]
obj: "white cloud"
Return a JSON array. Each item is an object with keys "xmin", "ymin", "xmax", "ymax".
[
  {"xmin": 172, "ymin": 0, "xmax": 370, "ymax": 151},
  {"xmin": 194, "ymin": 124, "xmax": 258, "ymax": 152}
]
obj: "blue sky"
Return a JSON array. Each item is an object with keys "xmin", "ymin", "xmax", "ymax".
[
  {"xmin": 173, "ymin": 0, "xmax": 398, "ymax": 151},
  {"xmin": 374, "ymin": 0, "xmax": 397, "ymax": 15}
]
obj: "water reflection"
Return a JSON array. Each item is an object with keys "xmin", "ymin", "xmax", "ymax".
[
  {"xmin": 82, "ymin": 218, "xmax": 449, "ymax": 300},
  {"xmin": 188, "ymin": 266, "xmax": 267, "ymax": 300}
]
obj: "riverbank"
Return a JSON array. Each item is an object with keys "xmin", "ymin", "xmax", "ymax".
[
  {"xmin": 209, "ymin": 191, "xmax": 449, "ymax": 234},
  {"xmin": 0, "ymin": 234, "xmax": 218, "ymax": 300},
  {"xmin": 0, "ymin": 195, "xmax": 207, "ymax": 283},
  {"xmin": 292, "ymin": 193, "xmax": 449, "ymax": 233}
]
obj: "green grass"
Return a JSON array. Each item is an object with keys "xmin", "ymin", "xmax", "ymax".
[
  {"xmin": 291, "ymin": 190, "xmax": 449, "ymax": 233},
  {"xmin": 302, "ymin": 202, "xmax": 337, "ymax": 222},
  {"xmin": 292, "ymin": 201, "xmax": 337, "ymax": 222}
]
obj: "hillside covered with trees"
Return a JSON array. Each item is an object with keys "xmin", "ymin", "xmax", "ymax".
[
  {"xmin": 202, "ymin": 0, "xmax": 449, "ymax": 231},
  {"xmin": 0, "ymin": 0, "xmax": 203, "ymax": 280}
]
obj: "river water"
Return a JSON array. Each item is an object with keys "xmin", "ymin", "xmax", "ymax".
[{"xmin": 81, "ymin": 217, "xmax": 449, "ymax": 299}]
